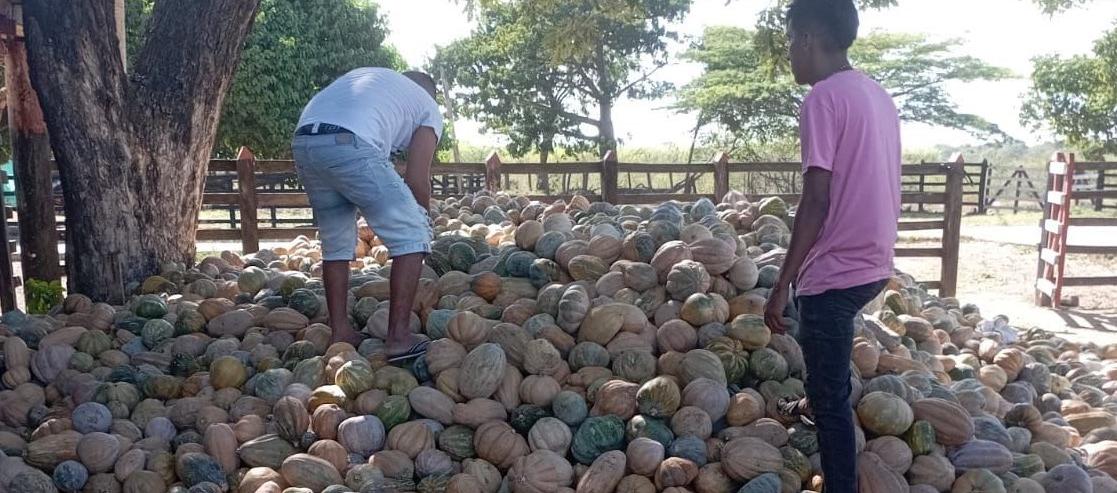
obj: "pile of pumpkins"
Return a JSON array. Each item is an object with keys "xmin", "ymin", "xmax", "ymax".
[{"xmin": 2, "ymin": 190, "xmax": 1117, "ymax": 493}]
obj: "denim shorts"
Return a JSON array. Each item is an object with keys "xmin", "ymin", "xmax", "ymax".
[{"xmin": 291, "ymin": 133, "xmax": 431, "ymax": 261}]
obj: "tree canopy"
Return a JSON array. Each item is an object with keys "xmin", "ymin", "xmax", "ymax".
[
  {"xmin": 435, "ymin": 0, "xmax": 691, "ymax": 159},
  {"xmin": 676, "ymin": 26, "xmax": 1012, "ymax": 157},
  {"xmin": 128, "ymin": 0, "xmax": 404, "ymax": 158},
  {"xmin": 1021, "ymin": 26, "xmax": 1117, "ymax": 159}
]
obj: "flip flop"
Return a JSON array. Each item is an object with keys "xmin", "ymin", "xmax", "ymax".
[
  {"xmin": 387, "ymin": 340, "xmax": 431, "ymax": 363},
  {"xmin": 777, "ymin": 396, "xmax": 815, "ymax": 426}
]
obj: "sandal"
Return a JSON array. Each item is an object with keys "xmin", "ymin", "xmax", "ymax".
[
  {"xmin": 777, "ymin": 397, "xmax": 815, "ymax": 426},
  {"xmin": 386, "ymin": 340, "xmax": 431, "ymax": 363}
]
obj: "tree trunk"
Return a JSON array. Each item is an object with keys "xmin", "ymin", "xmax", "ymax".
[
  {"xmin": 5, "ymin": 39, "xmax": 61, "ymax": 286},
  {"xmin": 538, "ymin": 138, "xmax": 552, "ymax": 194},
  {"xmin": 598, "ymin": 98, "xmax": 616, "ymax": 156},
  {"xmin": 594, "ymin": 38, "xmax": 616, "ymax": 156},
  {"xmin": 24, "ymin": 0, "xmax": 260, "ymax": 303}
]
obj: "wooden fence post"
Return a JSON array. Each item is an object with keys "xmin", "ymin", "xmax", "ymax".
[
  {"xmin": 713, "ymin": 151, "xmax": 730, "ymax": 202},
  {"xmin": 0, "ymin": 172, "xmax": 15, "ymax": 312},
  {"xmin": 236, "ymin": 147, "xmax": 259, "ymax": 255},
  {"xmin": 939, "ymin": 153, "xmax": 964, "ymax": 298},
  {"xmin": 602, "ymin": 150, "xmax": 619, "ymax": 204},
  {"xmin": 977, "ymin": 160, "xmax": 990, "ymax": 214},
  {"xmin": 1097, "ymin": 169, "xmax": 1106, "ymax": 211},
  {"xmin": 484, "ymin": 152, "xmax": 502, "ymax": 193}
]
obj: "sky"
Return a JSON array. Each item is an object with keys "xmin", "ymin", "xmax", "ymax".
[{"xmin": 379, "ymin": 0, "xmax": 1117, "ymax": 151}]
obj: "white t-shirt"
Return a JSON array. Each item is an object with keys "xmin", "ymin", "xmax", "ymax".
[{"xmin": 297, "ymin": 67, "xmax": 443, "ymax": 154}]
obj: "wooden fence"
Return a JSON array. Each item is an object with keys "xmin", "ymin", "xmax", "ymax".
[
  {"xmin": 2, "ymin": 150, "xmax": 970, "ymax": 300},
  {"xmin": 1035, "ymin": 154, "xmax": 1117, "ymax": 307},
  {"xmin": 194, "ymin": 149, "xmax": 967, "ymax": 296}
]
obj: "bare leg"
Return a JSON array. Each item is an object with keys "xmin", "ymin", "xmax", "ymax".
[
  {"xmin": 385, "ymin": 252, "xmax": 425, "ymax": 356},
  {"xmin": 324, "ymin": 260, "xmax": 362, "ymax": 346}
]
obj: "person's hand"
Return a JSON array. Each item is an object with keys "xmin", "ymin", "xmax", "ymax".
[{"xmin": 765, "ymin": 284, "xmax": 790, "ymax": 335}]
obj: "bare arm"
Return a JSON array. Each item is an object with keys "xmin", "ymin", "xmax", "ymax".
[
  {"xmin": 764, "ymin": 167, "xmax": 832, "ymax": 332},
  {"xmin": 404, "ymin": 126, "xmax": 438, "ymax": 209}
]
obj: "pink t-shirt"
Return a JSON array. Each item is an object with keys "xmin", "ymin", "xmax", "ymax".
[{"xmin": 795, "ymin": 70, "xmax": 901, "ymax": 296}]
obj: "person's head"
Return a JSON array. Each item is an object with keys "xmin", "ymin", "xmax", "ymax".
[
  {"xmin": 786, "ymin": 0, "xmax": 859, "ymax": 85},
  {"xmin": 403, "ymin": 71, "xmax": 438, "ymax": 100}
]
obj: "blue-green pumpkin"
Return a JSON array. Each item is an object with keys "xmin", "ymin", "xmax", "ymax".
[
  {"xmin": 572, "ymin": 415, "xmax": 626, "ymax": 465},
  {"xmin": 448, "ymin": 242, "xmax": 478, "ymax": 272},
  {"xmin": 625, "ymin": 415, "xmax": 674, "ymax": 448},
  {"xmin": 288, "ymin": 289, "xmax": 322, "ymax": 318}
]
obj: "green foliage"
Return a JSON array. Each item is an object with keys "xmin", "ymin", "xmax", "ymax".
[
  {"xmin": 434, "ymin": 0, "xmax": 691, "ymax": 158},
  {"xmin": 677, "ymin": 26, "xmax": 1012, "ymax": 157},
  {"xmin": 1021, "ymin": 26, "xmax": 1117, "ymax": 160},
  {"xmin": 127, "ymin": 0, "xmax": 404, "ymax": 158},
  {"xmin": 25, "ymin": 279, "xmax": 64, "ymax": 315}
]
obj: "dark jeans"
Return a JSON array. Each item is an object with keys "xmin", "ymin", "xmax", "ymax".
[{"xmin": 795, "ymin": 278, "xmax": 888, "ymax": 493}]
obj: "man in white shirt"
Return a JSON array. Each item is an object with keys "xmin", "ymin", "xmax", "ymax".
[{"xmin": 292, "ymin": 68, "xmax": 442, "ymax": 360}]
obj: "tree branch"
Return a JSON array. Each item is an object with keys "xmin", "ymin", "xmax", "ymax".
[{"xmin": 618, "ymin": 64, "xmax": 665, "ymax": 95}]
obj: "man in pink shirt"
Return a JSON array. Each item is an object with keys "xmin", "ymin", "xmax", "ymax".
[{"xmin": 763, "ymin": 0, "xmax": 901, "ymax": 491}]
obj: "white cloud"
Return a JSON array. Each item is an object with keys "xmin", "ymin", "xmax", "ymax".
[{"xmin": 378, "ymin": 0, "xmax": 1117, "ymax": 151}]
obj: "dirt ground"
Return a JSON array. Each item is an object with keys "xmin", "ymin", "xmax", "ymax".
[
  {"xmin": 897, "ymin": 224, "xmax": 1117, "ymax": 345},
  {"xmin": 11, "ymin": 220, "xmax": 1116, "ymax": 344}
]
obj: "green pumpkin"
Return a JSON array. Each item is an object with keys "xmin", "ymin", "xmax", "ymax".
[
  {"xmin": 781, "ymin": 446, "xmax": 812, "ymax": 482},
  {"xmin": 283, "ymin": 340, "xmax": 320, "ymax": 364},
  {"xmin": 424, "ymin": 309, "xmax": 456, "ymax": 340},
  {"xmin": 279, "ymin": 275, "xmax": 307, "ymax": 298},
  {"xmin": 749, "ymin": 348, "xmax": 789, "ymax": 382},
  {"xmin": 170, "ymin": 354, "xmax": 202, "ymax": 378},
  {"xmin": 93, "ymin": 382, "xmax": 142, "ymax": 411},
  {"xmin": 69, "ymin": 352, "xmax": 95, "ymax": 372},
  {"xmin": 115, "ymin": 315, "xmax": 148, "ymax": 335},
  {"xmin": 288, "ymin": 289, "xmax": 322, "ymax": 318},
  {"xmin": 437, "ymin": 425, "xmax": 475, "ymax": 461},
  {"xmin": 719, "ymin": 351, "xmax": 750, "ymax": 386},
  {"xmin": 141, "ymin": 319, "xmax": 175, "ymax": 349},
  {"xmin": 75, "ymin": 330, "xmax": 113, "ymax": 357},
  {"xmin": 787, "ymin": 425, "xmax": 819, "ymax": 456},
  {"xmin": 352, "ymin": 297, "xmax": 380, "ymax": 328},
  {"xmin": 612, "ymin": 350, "xmax": 658, "ymax": 384},
  {"xmin": 425, "ymin": 251, "xmax": 453, "ymax": 276},
  {"xmin": 569, "ymin": 342, "xmax": 611, "ymax": 371},
  {"xmin": 141, "ymin": 374, "xmax": 183, "ymax": 400},
  {"xmin": 510, "ymin": 405, "xmax": 551, "ymax": 435},
  {"xmin": 534, "ymin": 231, "xmax": 568, "ymax": 260},
  {"xmin": 335, "ymin": 359, "xmax": 376, "ymax": 398},
  {"xmin": 253, "ymin": 368, "xmax": 293, "ymax": 403},
  {"xmin": 1011, "ymin": 453, "xmax": 1045, "ymax": 477},
  {"xmin": 740, "ymin": 473, "xmax": 782, "ymax": 493},
  {"xmin": 572, "ymin": 415, "xmax": 626, "ymax": 465},
  {"xmin": 625, "ymin": 415, "xmax": 674, "ymax": 448},
  {"xmin": 528, "ymin": 259, "xmax": 562, "ymax": 288},
  {"xmin": 174, "ymin": 309, "xmax": 207, "ymax": 336},
  {"xmin": 902, "ymin": 418, "xmax": 938, "ymax": 458},
  {"xmin": 292, "ymin": 356, "xmax": 327, "ymax": 389},
  {"xmin": 552, "ymin": 391, "xmax": 589, "ymax": 427},
  {"xmin": 448, "ymin": 242, "xmax": 477, "ymax": 272},
  {"xmin": 417, "ymin": 474, "xmax": 452, "ymax": 493},
  {"xmin": 376, "ymin": 395, "xmax": 411, "ymax": 430},
  {"xmin": 505, "ymin": 251, "xmax": 538, "ymax": 278},
  {"xmin": 635, "ymin": 377, "xmax": 681, "ymax": 418},
  {"xmin": 372, "ymin": 366, "xmax": 419, "ymax": 396},
  {"xmin": 132, "ymin": 294, "xmax": 168, "ymax": 319},
  {"xmin": 238, "ymin": 266, "xmax": 269, "ymax": 295}
]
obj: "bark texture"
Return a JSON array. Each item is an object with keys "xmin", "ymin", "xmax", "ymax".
[
  {"xmin": 23, "ymin": 0, "xmax": 260, "ymax": 302},
  {"xmin": 5, "ymin": 39, "xmax": 61, "ymax": 285}
]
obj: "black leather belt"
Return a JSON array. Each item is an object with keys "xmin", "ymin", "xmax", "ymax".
[{"xmin": 295, "ymin": 123, "xmax": 352, "ymax": 136}]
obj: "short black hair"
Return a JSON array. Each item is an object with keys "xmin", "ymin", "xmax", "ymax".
[
  {"xmin": 787, "ymin": 0, "xmax": 859, "ymax": 51},
  {"xmin": 403, "ymin": 71, "xmax": 438, "ymax": 99}
]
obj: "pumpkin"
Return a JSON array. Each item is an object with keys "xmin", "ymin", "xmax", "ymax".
[
  {"xmin": 681, "ymin": 378, "xmax": 730, "ymax": 423},
  {"xmin": 856, "ymin": 391, "xmax": 914, "ymax": 436},
  {"xmin": 507, "ymin": 450, "xmax": 574, "ymax": 492},
  {"xmin": 727, "ymin": 390, "xmax": 766, "ymax": 427},
  {"xmin": 721, "ymin": 437, "xmax": 782, "ymax": 481},
  {"xmin": 527, "ymin": 417, "xmax": 572, "ymax": 455},
  {"xmin": 238, "ymin": 434, "xmax": 298, "ymax": 469},
  {"xmin": 864, "ymin": 436, "xmax": 912, "ymax": 475},
  {"xmin": 338, "ymin": 415, "xmax": 386, "ymax": 458},
  {"xmin": 635, "ymin": 376, "xmax": 681, "ymax": 418},
  {"xmin": 473, "ymin": 421, "xmax": 529, "ymax": 470},
  {"xmin": 458, "ymin": 343, "xmax": 507, "ymax": 399},
  {"xmin": 409, "ymin": 387, "xmax": 455, "ymax": 425},
  {"xmin": 553, "ymin": 391, "xmax": 589, "ymax": 426},
  {"xmin": 307, "ymin": 440, "xmax": 348, "ymax": 477},
  {"xmin": 274, "ymin": 396, "xmax": 311, "ymax": 443},
  {"xmin": 577, "ymin": 450, "xmax": 627, "ymax": 493},
  {"xmin": 210, "ymin": 356, "xmax": 248, "ymax": 390},
  {"xmin": 952, "ymin": 469, "xmax": 1005, "ymax": 493},
  {"xmin": 948, "ymin": 439, "xmax": 1014, "ymax": 474},
  {"xmin": 280, "ymin": 453, "xmax": 343, "ymax": 493},
  {"xmin": 857, "ymin": 451, "xmax": 906, "ymax": 493},
  {"xmin": 572, "ymin": 415, "xmax": 626, "ymax": 465},
  {"xmin": 370, "ymin": 449, "xmax": 415, "ymax": 479},
  {"xmin": 670, "ymin": 406, "xmax": 712, "ymax": 439},
  {"xmin": 728, "ymin": 314, "xmax": 771, "ymax": 350},
  {"xmin": 665, "ymin": 260, "xmax": 710, "ymax": 301},
  {"xmin": 911, "ymin": 398, "xmax": 974, "ymax": 446}
]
